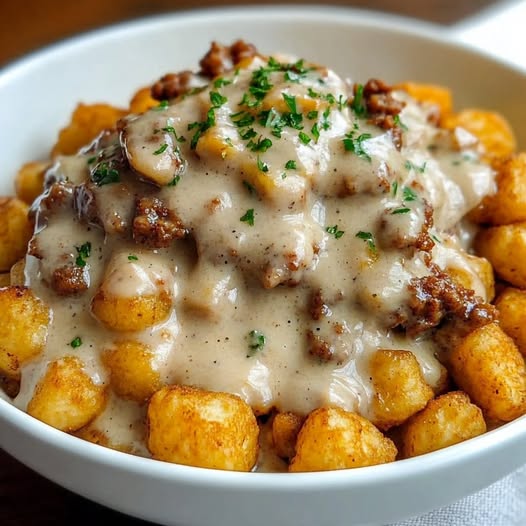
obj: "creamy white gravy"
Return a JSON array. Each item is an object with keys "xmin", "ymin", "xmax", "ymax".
[{"xmin": 14, "ymin": 54, "xmax": 494, "ymax": 461}]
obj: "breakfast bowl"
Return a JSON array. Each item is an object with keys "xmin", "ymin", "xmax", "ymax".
[{"xmin": 1, "ymin": 5, "xmax": 526, "ymax": 526}]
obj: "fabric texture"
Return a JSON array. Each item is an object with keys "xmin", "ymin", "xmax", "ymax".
[{"xmin": 391, "ymin": 464, "xmax": 526, "ymax": 526}]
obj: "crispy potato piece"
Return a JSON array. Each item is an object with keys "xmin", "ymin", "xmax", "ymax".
[
  {"xmin": 272, "ymin": 412, "xmax": 304, "ymax": 459},
  {"xmin": 471, "ymin": 154, "xmax": 526, "ymax": 225},
  {"xmin": 395, "ymin": 82, "xmax": 452, "ymax": 121},
  {"xmin": 0, "ymin": 197, "xmax": 32, "ymax": 272},
  {"xmin": 51, "ymin": 103, "xmax": 127, "ymax": 157},
  {"xmin": 102, "ymin": 340, "xmax": 163, "ymax": 403},
  {"xmin": 147, "ymin": 385, "xmax": 259, "ymax": 471},
  {"xmin": 289, "ymin": 407, "xmax": 397, "ymax": 472},
  {"xmin": 448, "ymin": 322, "xmax": 526, "ymax": 421},
  {"xmin": 9, "ymin": 258, "xmax": 25, "ymax": 285},
  {"xmin": 27, "ymin": 356, "xmax": 106, "ymax": 432},
  {"xmin": 495, "ymin": 287, "xmax": 526, "ymax": 356},
  {"xmin": 129, "ymin": 86, "xmax": 158, "ymax": 114},
  {"xmin": 91, "ymin": 288, "xmax": 172, "ymax": 332},
  {"xmin": 442, "ymin": 109, "xmax": 516, "ymax": 162},
  {"xmin": 15, "ymin": 161, "xmax": 49, "ymax": 205},
  {"xmin": 370, "ymin": 349, "xmax": 434, "ymax": 430},
  {"xmin": 446, "ymin": 255, "xmax": 495, "ymax": 302},
  {"xmin": 0, "ymin": 286, "xmax": 49, "ymax": 379},
  {"xmin": 475, "ymin": 222, "xmax": 526, "ymax": 288},
  {"xmin": 401, "ymin": 391, "xmax": 486, "ymax": 458}
]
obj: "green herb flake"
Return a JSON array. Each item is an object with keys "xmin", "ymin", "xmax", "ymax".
[
  {"xmin": 403, "ymin": 186, "xmax": 418, "ymax": 202},
  {"xmin": 250, "ymin": 137, "xmax": 273, "ymax": 153},
  {"xmin": 91, "ymin": 162, "xmax": 120, "ymax": 186},
  {"xmin": 311, "ymin": 122, "xmax": 320, "ymax": 143},
  {"xmin": 343, "ymin": 132, "xmax": 372, "ymax": 161},
  {"xmin": 213, "ymin": 77, "xmax": 232, "ymax": 88},
  {"xmin": 307, "ymin": 110, "xmax": 319, "ymax": 120},
  {"xmin": 246, "ymin": 329, "xmax": 266, "ymax": 356},
  {"xmin": 240, "ymin": 208, "xmax": 255, "ymax": 226},
  {"xmin": 75, "ymin": 242, "xmax": 91, "ymax": 267},
  {"xmin": 231, "ymin": 112, "xmax": 255, "ymax": 128},
  {"xmin": 257, "ymin": 157, "xmax": 269, "ymax": 173},
  {"xmin": 161, "ymin": 126, "xmax": 186, "ymax": 143},
  {"xmin": 128, "ymin": 255, "xmax": 139, "ymax": 261},
  {"xmin": 431, "ymin": 234, "xmax": 442, "ymax": 244},
  {"xmin": 154, "ymin": 100, "xmax": 169, "ymax": 111},
  {"xmin": 321, "ymin": 107, "xmax": 331, "ymax": 131},
  {"xmin": 282, "ymin": 93, "xmax": 297, "ymax": 114},
  {"xmin": 393, "ymin": 114, "xmax": 408, "ymax": 131},
  {"xmin": 243, "ymin": 180, "xmax": 257, "ymax": 195},
  {"xmin": 70, "ymin": 336, "xmax": 82, "ymax": 349},
  {"xmin": 188, "ymin": 107, "xmax": 216, "ymax": 150},
  {"xmin": 153, "ymin": 143, "xmax": 169, "ymax": 155},
  {"xmin": 391, "ymin": 207, "xmax": 411, "ymax": 215},
  {"xmin": 210, "ymin": 91, "xmax": 228, "ymax": 108},
  {"xmin": 86, "ymin": 156, "xmax": 97, "ymax": 165},
  {"xmin": 391, "ymin": 181, "xmax": 399, "ymax": 196},
  {"xmin": 167, "ymin": 175, "xmax": 181, "ymax": 187},
  {"xmin": 285, "ymin": 160, "xmax": 297, "ymax": 170},
  {"xmin": 298, "ymin": 131, "xmax": 311, "ymax": 145},
  {"xmin": 405, "ymin": 160, "xmax": 427, "ymax": 173},
  {"xmin": 355, "ymin": 231, "xmax": 377, "ymax": 252},
  {"xmin": 326, "ymin": 225, "xmax": 345, "ymax": 239},
  {"xmin": 350, "ymin": 84, "xmax": 367, "ymax": 117}
]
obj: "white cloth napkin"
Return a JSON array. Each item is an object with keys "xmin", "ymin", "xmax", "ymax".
[
  {"xmin": 391, "ymin": 3, "xmax": 526, "ymax": 524},
  {"xmin": 391, "ymin": 464, "xmax": 526, "ymax": 525}
]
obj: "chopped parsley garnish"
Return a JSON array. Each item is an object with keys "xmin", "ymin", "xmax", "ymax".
[
  {"xmin": 405, "ymin": 160, "xmax": 427, "ymax": 173},
  {"xmin": 321, "ymin": 107, "xmax": 331, "ymax": 130},
  {"xmin": 75, "ymin": 242, "xmax": 91, "ymax": 267},
  {"xmin": 213, "ymin": 77, "xmax": 232, "ymax": 88},
  {"xmin": 167, "ymin": 175, "xmax": 181, "ymax": 187},
  {"xmin": 285, "ymin": 160, "xmax": 297, "ymax": 170},
  {"xmin": 350, "ymin": 84, "xmax": 367, "ymax": 117},
  {"xmin": 246, "ymin": 330, "xmax": 266, "ymax": 355},
  {"xmin": 210, "ymin": 91, "xmax": 228, "ymax": 108},
  {"xmin": 153, "ymin": 100, "xmax": 169, "ymax": 111},
  {"xmin": 432, "ymin": 234, "xmax": 442, "ymax": 244},
  {"xmin": 298, "ymin": 131, "xmax": 311, "ymax": 145},
  {"xmin": 161, "ymin": 125, "xmax": 186, "ymax": 143},
  {"xmin": 394, "ymin": 114, "xmax": 408, "ymax": 131},
  {"xmin": 311, "ymin": 122, "xmax": 320, "ymax": 143},
  {"xmin": 391, "ymin": 181, "xmax": 399, "ymax": 196},
  {"xmin": 239, "ymin": 127, "xmax": 257, "ymax": 141},
  {"xmin": 326, "ymin": 225, "xmax": 345, "ymax": 239},
  {"xmin": 391, "ymin": 207, "xmax": 411, "ymax": 215},
  {"xmin": 188, "ymin": 108, "xmax": 216, "ymax": 150},
  {"xmin": 257, "ymin": 157, "xmax": 269, "ymax": 173},
  {"xmin": 231, "ymin": 111, "xmax": 256, "ymax": 128},
  {"xmin": 343, "ymin": 132, "xmax": 372, "ymax": 161},
  {"xmin": 355, "ymin": 231, "xmax": 376, "ymax": 252},
  {"xmin": 243, "ymin": 180, "xmax": 257, "ymax": 195},
  {"xmin": 70, "ymin": 336, "xmax": 82, "ymax": 349},
  {"xmin": 250, "ymin": 137, "xmax": 273, "ymax": 153},
  {"xmin": 403, "ymin": 186, "xmax": 418, "ymax": 202},
  {"xmin": 86, "ymin": 156, "xmax": 97, "ymax": 165},
  {"xmin": 307, "ymin": 110, "xmax": 319, "ymax": 120},
  {"xmin": 128, "ymin": 255, "xmax": 138, "ymax": 261},
  {"xmin": 282, "ymin": 93, "xmax": 297, "ymax": 114},
  {"xmin": 153, "ymin": 143, "xmax": 169, "ymax": 155},
  {"xmin": 91, "ymin": 161, "xmax": 120, "ymax": 186},
  {"xmin": 240, "ymin": 208, "xmax": 255, "ymax": 226}
]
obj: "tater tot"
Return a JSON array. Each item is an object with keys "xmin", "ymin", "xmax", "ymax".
[
  {"xmin": 370, "ymin": 349, "xmax": 434, "ymax": 430},
  {"xmin": 51, "ymin": 103, "xmax": 127, "ymax": 157},
  {"xmin": 475, "ymin": 222, "xmax": 526, "ymax": 288},
  {"xmin": 102, "ymin": 340, "xmax": 163, "ymax": 403},
  {"xmin": 494, "ymin": 288, "xmax": 526, "ymax": 357},
  {"xmin": 129, "ymin": 86, "xmax": 158, "ymax": 114},
  {"xmin": 147, "ymin": 385, "xmax": 259, "ymax": 471},
  {"xmin": 0, "ymin": 286, "xmax": 49, "ymax": 379},
  {"xmin": 272, "ymin": 412, "xmax": 304, "ymax": 459},
  {"xmin": 0, "ymin": 197, "xmax": 32, "ymax": 272},
  {"xmin": 442, "ymin": 109, "xmax": 516, "ymax": 162},
  {"xmin": 471, "ymin": 154, "xmax": 526, "ymax": 225},
  {"xmin": 27, "ymin": 356, "xmax": 106, "ymax": 432},
  {"xmin": 289, "ymin": 407, "xmax": 397, "ymax": 472},
  {"xmin": 395, "ymin": 82, "xmax": 452, "ymax": 121},
  {"xmin": 91, "ymin": 289, "xmax": 172, "ymax": 332},
  {"xmin": 401, "ymin": 391, "xmax": 486, "ymax": 458},
  {"xmin": 15, "ymin": 160, "xmax": 49, "ymax": 205},
  {"xmin": 448, "ymin": 322, "xmax": 526, "ymax": 421}
]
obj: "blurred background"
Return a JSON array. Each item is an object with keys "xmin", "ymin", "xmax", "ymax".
[{"xmin": 0, "ymin": 0, "xmax": 500, "ymax": 67}]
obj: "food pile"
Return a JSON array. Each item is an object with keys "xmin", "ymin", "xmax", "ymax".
[{"xmin": 1, "ymin": 41, "xmax": 525, "ymax": 472}]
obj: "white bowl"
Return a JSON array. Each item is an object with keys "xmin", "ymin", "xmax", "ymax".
[{"xmin": 1, "ymin": 6, "xmax": 526, "ymax": 526}]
